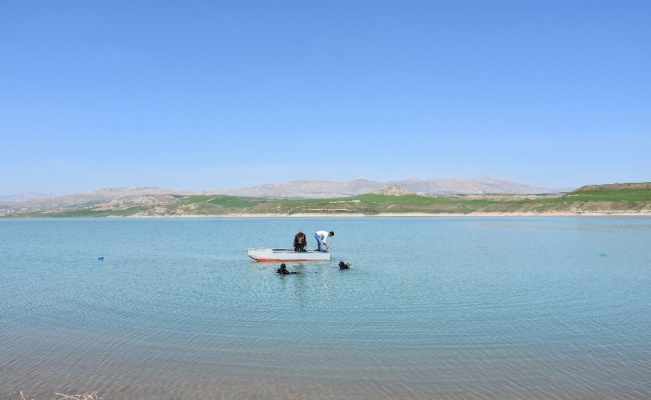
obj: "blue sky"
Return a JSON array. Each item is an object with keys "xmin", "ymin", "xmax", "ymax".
[{"xmin": 1, "ymin": 0, "xmax": 649, "ymax": 195}]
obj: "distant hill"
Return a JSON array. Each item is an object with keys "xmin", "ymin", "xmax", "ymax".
[
  {"xmin": 213, "ymin": 177, "xmax": 565, "ymax": 198},
  {"xmin": 0, "ymin": 187, "xmax": 199, "ymax": 213},
  {"xmin": 3, "ymin": 182, "xmax": 649, "ymax": 218},
  {"xmin": 390, "ymin": 177, "xmax": 563, "ymax": 195},
  {"xmin": 3, "ymin": 181, "xmax": 650, "ymax": 218},
  {"xmin": 573, "ymin": 182, "xmax": 651, "ymax": 193},
  {"xmin": 0, "ymin": 178, "xmax": 570, "ymax": 215}
]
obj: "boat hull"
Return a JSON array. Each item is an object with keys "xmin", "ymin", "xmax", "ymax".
[{"xmin": 247, "ymin": 248, "xmax": 331, "ymax": 262}]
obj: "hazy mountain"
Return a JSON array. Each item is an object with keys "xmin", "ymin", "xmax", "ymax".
[
  {"xmin": 214, "ymin": 177, "xmax": 565, "ymax": 198},
  {"xmin": 212, "ymin": 178, "xmax": 389, "ymax": 198},
  {"xmin": 0, "ymin": 192, "xmax": 52, "ymax": 201}
]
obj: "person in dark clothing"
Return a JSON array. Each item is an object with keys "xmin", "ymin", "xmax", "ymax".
[
  {"xmin": 293, "ymin": 229, "xmax": 307, "ymax": 252},
  {"xmin": 276, "ymin": 263, "xmax": 299, "ymax": 274},
  {"xmin": 338, "ymin": 261, "xmax": 353, "ymax": 270}
]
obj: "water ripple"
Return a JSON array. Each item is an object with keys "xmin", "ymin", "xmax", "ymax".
[{"xmin": 1, "ymin": 217, "xmax": 650, "ymax": 399}]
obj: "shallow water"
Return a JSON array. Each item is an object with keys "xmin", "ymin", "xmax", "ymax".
[{"xmin": 1, "ymin": 217, "xmax": 650, "ymax": 399}]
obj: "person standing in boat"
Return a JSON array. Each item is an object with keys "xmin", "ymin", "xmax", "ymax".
[
  {"xmin": 314, "ymin": 230, "xmax": 334, "ymax": 252},
  {"xmin": 294, "ymin": 229, "xmax": 307, "ymax": 252}
]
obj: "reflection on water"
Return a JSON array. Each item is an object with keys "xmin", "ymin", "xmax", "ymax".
[{"xmin": 1, "ymin": 217, "xmax": 651, "ymax": 399}]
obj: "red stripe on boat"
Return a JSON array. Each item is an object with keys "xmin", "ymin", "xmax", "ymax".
[{"xmin": 248, "ymin": 256, "xmax": 322, "ymax": 262}]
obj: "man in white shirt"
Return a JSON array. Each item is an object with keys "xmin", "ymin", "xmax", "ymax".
[{"xmin": 314, "ymin": 230, "xmax": 334, "ymax": 252}]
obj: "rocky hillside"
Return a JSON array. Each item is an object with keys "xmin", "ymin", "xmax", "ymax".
[{"xmin": 371, "ymin": 186, "xmax": 414, "ymax": 196}]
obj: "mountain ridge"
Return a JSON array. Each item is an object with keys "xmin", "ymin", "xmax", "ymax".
[
  {"xmin": 211, "ymin": 177, "xmax": 567, "ymax": 198},
  {"xmin": 0, "ymin": 177, "xmax": 571, "ymax": 214}
]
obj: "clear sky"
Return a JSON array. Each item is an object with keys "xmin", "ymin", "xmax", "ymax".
[{"xmin": 1, "ymin": 0, "xmax": 649, "ymax": 195}]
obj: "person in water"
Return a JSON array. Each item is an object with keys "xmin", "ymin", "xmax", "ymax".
[
  {"xmin": 338, "ymin": 261, "xmax": 353, "ymax": 270},
  {"xmin": 276, "ymin": 263, "xmax": 299, "ymax": 274},
  {"xmin": 314, "ymin": 230, "xmax": 334, "ymax": 252},
  {"xmin": 293, "ymin": 229, "xmax": 307, "ymax": 252}
]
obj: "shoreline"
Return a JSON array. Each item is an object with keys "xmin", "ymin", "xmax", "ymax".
[
  {"xmin": 3, "ymin": 211, "xmax": 651, "ymax": 219},
  {"xmin": 108, "ymin": 211, "xmax": 651, "ymax": 218}
]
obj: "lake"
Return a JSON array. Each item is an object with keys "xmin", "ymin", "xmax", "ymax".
[{"xmin": 1, "ymin": 217, "xmax": 650, "ymax": 399}]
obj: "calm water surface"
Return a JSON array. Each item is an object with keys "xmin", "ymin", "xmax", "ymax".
[{"xmin": 1, "ymin": 217, "xmax": 650, "ymax": 399}]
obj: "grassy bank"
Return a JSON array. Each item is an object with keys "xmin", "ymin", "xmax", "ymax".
[{"xmin": 479, "ymin": 182, "xmax": 651, "ymax": 214}]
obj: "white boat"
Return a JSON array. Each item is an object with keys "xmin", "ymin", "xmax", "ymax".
[{"xmin": 247, "ymin": 247, "xmax": 331, "ymax": 262}]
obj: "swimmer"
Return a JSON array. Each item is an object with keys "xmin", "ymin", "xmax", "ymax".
[
  {"xmin": 338, "ymin": 261, "xmax": 353, "ymax": 270},
  {"xmin": 276, "ymin": 263, "xmax": 299, "ymax": 275}
]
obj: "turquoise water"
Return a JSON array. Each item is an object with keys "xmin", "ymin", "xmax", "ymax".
[{"xmin": 1, "ymin": 217, "xmax": 650, "ymax": 399}]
